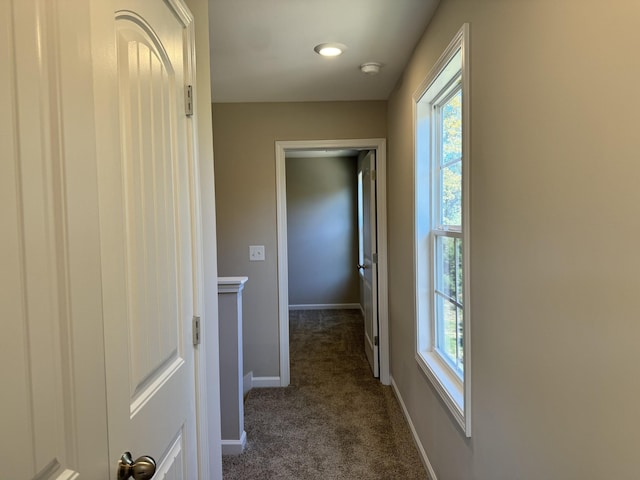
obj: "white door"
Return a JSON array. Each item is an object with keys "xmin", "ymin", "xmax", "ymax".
[
  {"xmin": 358, "ymin": 151, "xmax": 379, "ymax": 377},
  {"xmin": 95, "ymin": 0, "xmax": 201, "ymax": 477},
  {"xmin": 1, "ymin": 1, "xmax": 112, "ymax": 478},
  {"xmin": 1, "ymin": 2, "xmax": 81, "ymax": 476},
  {"xmin": 1, "ymin": 0, "xmax": 203, "ymax": 478}
]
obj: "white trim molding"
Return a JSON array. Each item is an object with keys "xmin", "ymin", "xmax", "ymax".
[
  {"xmin": 243, "ymin": 372, "xmax": 281, "ymax": 392},
  {"xmin": 390, "ymin": 377, "xmax": 438, "ymax": 480},
  {"xmin": 275, "ymin": 138, "xmax": 390, "ymax": 386},
  {"xmin": 221, "ymin": 431, "xmax": 247, "ymax": 456},
  {"xmin": 288, "ymin": 303, "xmax": 361, "ymax": 311},
  {"xmin": 218, "ymin": 276, "xmax": 248, "ymax": 293},
  {"xmin": 251, "ymin": 376, "xmax": 281, "ymax": 388}
]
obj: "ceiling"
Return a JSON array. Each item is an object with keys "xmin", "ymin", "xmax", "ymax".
[{"xmin": 208, "ymin": 0, "xmax": 440, "ymax": 103}]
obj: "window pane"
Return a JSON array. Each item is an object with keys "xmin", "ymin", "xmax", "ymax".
[
  {"xmin": 441, "ymin": 89, "xmax": 462, "ymax": 165},
  {"xmin": 456, "ymin": 306, "xmax": 464, "ymax": 372},
  {"xmin": 436, "ymin": 236, "xmax": 456, "ymax": 300},
  {"xmin": 436, "ymin": 294, "xmax": 458, "ymax": 366},
  {"xmin": 439, "ymin": 87, "xmax": 462, "ymax": 228},
  {"xmin": 456, "ymin": 238, "xmax": 463, "ymax": 305},
  {"xmin": 440, "ymin": 162, "xmax": 461, "ymax": 226}
]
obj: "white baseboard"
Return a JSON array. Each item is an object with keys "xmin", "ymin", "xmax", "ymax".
[
  {"xmin": 221, "ymin": 431, "xmax": 247, "ymax": 455},
  {"xmin": 288, "ymin": 303, "xmax": 361, "ymax": 310},
  {"xmin": 390, "ymin": 376, "xmax": 438, "ymax": 480},
  {"xmin": 251, "ymin": 376, "xmax": 281, "ymax": 388}
]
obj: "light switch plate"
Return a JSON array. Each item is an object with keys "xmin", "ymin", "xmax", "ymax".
[{"xmin": 249, "ymin": 245, "xmax": 265, "ymax": 261}]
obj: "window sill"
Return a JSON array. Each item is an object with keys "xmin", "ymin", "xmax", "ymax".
[{"xmin": 416, "ymin": 349, "xmax": 469, "ymax": 436}]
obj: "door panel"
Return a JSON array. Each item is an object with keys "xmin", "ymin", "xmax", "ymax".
[
  {"xmin": 1, "ymin": 1, "xmax": 82, "ymax": 478},
  {"xmin": 358, "ymin": 151, "xmax": 379, "ymax": 377},
  {"xmin": 98, "ymin": 1, "xmax": 199, "ymax": 477},
  {"xmin": 154, "ymin": 435, "xmax": 185, "ymax": 479},
  {"xmin": 118, "ymin": 19, "xmax": 182, "ymax": 412}
]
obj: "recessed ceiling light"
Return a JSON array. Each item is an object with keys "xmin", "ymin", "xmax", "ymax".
[
  {"xmin": 360, "ymin": 62, "xmax": 382, "ymax": 75},
  {"xmin": 314, "ymin": 43, "xmax": 347, "ymax": 57}
]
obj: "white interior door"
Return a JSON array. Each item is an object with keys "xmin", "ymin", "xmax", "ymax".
[
  {"xmin": 358, "ymin": 151, "xmax": 379, "ymax": 377},
  {"xmin": 95, "ymin": 0, "xmax": 201, "ymax": 477},
  {"xmin": 1, "ymin": 1, "xmax": 112, "ymax": 477},
  {"xmin": 2, "ymin": 1, "xmax": 204, "ymax": 478},
  {"xmin": 1, "ymin": 3, "xmax": 82, "ymax": 476}
]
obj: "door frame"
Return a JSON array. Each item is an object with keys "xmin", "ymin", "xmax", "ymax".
[{"xmin": 275, "ymin": 138, "xmax": 389, "ymax": 386}]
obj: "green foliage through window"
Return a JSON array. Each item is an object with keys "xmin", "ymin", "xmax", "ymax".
[
  {"xmin": 434, "ymin": 81, "xmax": 463, "ymax": 373},
  {"xmin": 439, "ymin": 89, "xmax": 462, "ymax": 228},
  {"xmin": 435, "ymin": 236, "xmax": 463, "ymax": 372}
]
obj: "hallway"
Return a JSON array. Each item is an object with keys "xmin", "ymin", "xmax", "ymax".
[{"xmin": 222, "ymin": 309, "xmax": 427, "ymax": 479}]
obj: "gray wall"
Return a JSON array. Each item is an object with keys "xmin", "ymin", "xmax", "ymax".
[
  {"xmin": 387, "ymin": 0, "xmax": 640, "ymax": 479},
  {"xmin": 286, "ymin": 156, "xmax": 359, "ymax": 306},
  {"xmin": 212, "ymin": 101, "xmax": 386, "ymax": 377}
]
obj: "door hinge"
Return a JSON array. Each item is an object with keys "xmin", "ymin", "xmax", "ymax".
[
  {"xmin": 371, "ymin": 169, "xmax": 376, "ymax": 181},
  {"xmin": 372, "ymin": 253, "xmax": 378, "ymax": 264},
  {"xmin": 185, "ymin": 85, "xmax": 193, "ymax": 117},
  {"xmin": 374, "ymin": 335, "xmax": 379, "ymax": 346},
  {"xmin": 193, "ymin": 316, "xmax": 201, "ymax": 345}
]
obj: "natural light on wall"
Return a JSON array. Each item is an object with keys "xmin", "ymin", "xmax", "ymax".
[{"xmin": 414, "ymin": 23, "xmax": 471, "ymax": 436}]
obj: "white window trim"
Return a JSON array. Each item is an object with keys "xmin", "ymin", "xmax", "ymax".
[{"xmin": 413, "ymin": 23, "xmax": 471, "ymax": 436}]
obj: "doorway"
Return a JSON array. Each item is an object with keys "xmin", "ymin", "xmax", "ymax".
[
  {"xmin": 275, "ymin": 139, "xmax": 389, "ymax": 386},
  {"xmin": 285, "ymin": 150, "xmax": 360, "ymax": 311}
]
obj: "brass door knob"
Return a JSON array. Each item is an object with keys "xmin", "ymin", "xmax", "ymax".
[{"xmin": 118, "ymin": 451, "xmax": 156, "ymax": 480}]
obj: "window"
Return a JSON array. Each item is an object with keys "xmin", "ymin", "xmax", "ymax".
[{"xmin": 414, "ymin": 24, "xmax": 470, "ymax": 436}]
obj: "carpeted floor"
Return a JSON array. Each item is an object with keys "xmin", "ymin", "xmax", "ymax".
[{"xmin": 222, "ymin": 309, "xmax": 428, "ymax": 479}]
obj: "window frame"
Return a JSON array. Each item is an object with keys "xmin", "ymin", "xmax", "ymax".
[{"xmin": 413, "ymin": 23, "xmax": 471, "ymax": 436}]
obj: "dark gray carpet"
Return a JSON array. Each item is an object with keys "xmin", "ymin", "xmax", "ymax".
[{"xmin": 222, "ymin": 309, "xmax": 428, "ymax": 479}]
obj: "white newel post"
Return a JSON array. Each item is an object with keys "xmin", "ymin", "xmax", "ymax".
[{"xmin": 218, "ymin": 276, "xmax": 249, "ymax": 455}]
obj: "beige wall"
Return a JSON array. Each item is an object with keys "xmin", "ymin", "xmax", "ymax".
[
  {"xmin": 388, "ymin": 0, "xmax": 640, "ymax": 479},
  {"xmin": 286, "ymin": 156, "xmax": 359, "ymax": 306},
  {"xmin": 212, "ymin": 102, "xmax": 386, "ymax": 377}
]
